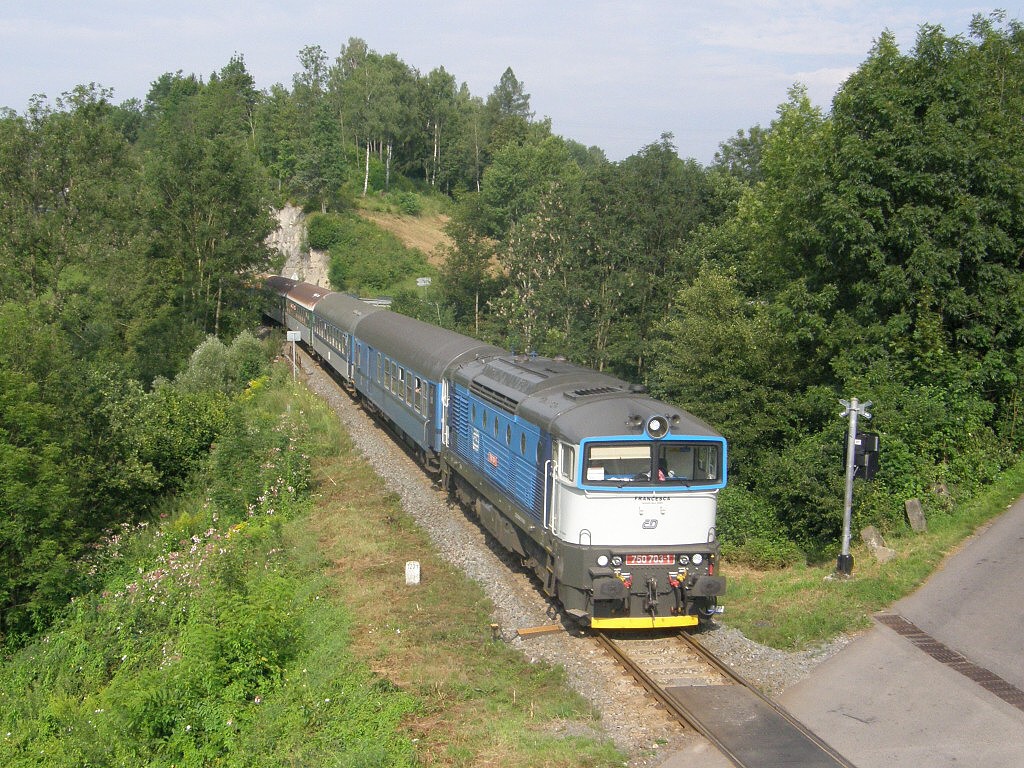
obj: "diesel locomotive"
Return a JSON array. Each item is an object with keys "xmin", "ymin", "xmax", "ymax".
[{"xmin": 265, "ymin": 275, "xmax": 727, "ymax": 629}]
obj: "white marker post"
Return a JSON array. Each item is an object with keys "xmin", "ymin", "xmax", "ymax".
[{"xmin": 405, "ymin": 561, "xmax": 421, "ymax": 586}]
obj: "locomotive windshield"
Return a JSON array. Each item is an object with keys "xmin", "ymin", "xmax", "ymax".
[{"xmin": 583, "ymin": 441, "xmax": 722, "ymax": 486}]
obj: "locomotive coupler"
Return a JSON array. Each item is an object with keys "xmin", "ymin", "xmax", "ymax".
[{"xmin": 643, "ymin": 577, "xmax": 658, "ymax": 615}]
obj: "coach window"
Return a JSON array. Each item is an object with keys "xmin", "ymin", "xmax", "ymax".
[{"xmin": 414, "ymin": 378, "xmax": 423, "ymax": 413}]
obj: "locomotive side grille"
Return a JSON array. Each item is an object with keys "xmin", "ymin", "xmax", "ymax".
[
  {"xmin": 450, "ymin": 387, "xmax": 471, "ymax": 458},
  {"xmin": 566, "ymin": 385, "xmax": 622, "ymax": 400},
  {"xmin": 469, "ymin": 381, "xmax": 519, "ymax": 412}
]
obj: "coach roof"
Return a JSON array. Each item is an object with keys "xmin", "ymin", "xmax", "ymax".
[
  {"xmin": 355, "ymin": 309, "xmax": 504, "ymax": 381},
  {"xmin": 314, "ymin": 291, "xmax": 383, "ymax": 335},
  {"xmin": 287, "ymin": 282, "xmax": 331, "ymax": 310}
]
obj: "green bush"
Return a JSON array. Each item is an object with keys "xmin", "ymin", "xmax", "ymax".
[
  {"xmin": 0, "ymin": 379, "xmax": 417, "ymax": 768},
  {"xmin": 322, "ymin": 214, "xmax": 432, "ymax": 295},
  {"xmin": 306, "ymin": 213, "xmax": 349, "ymax": 251},
  {"xmin": 717, "ymin": 484, "xmax": 804, "ymax": 568},
  {"xmin": 391, "ymin": 191, "xmax": 422, "ymax": 216}
]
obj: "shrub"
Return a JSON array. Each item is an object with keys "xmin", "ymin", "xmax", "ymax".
[
  {"xmin": 306, "ymin": 213, "xmax": 349, "ymax": 251},
  {"xmin": 717, "ymin": 485, "xmax": 804, "ymax": 568},
  {"xmin": 391, "ymin": 191, "xmax": 422, "ymax": 216},
  {"xmin": 0, "ymin": 377, "xmax": 419, "ymax": 767}
]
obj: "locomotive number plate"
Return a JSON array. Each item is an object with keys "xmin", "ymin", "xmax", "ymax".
[{"xmin": 625, "ymin": 554, "xmax": 675, "ymax": 566}]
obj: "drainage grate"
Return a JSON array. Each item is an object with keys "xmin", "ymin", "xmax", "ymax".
[{"xmin": 876, "ymin": 613, "xmax": 1024, "ymax": 711}]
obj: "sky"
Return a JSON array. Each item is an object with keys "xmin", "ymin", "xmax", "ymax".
[{"xmin": 1, "ymin": 1, "xmax": 1016, "ymax": 164}]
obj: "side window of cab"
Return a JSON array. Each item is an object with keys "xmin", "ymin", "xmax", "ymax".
[{"xmin": 558, "ymin": 443, "xmax": 576, "ymax": 482}]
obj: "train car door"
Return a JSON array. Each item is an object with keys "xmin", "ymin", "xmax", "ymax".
[
  {"xmin": 440, "ymin": 379, "xmax": 451, "ymax": 448},
  {"xmin": 549, "ymin": 441, "xmax": 576, "ymax": 537}
]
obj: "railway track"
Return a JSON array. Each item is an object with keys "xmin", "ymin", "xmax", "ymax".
[{"xmin": 597, "ymin": 630, "xmax": 858, "ymax": 768}]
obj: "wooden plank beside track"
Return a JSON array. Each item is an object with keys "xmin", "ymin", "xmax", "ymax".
[{"xmin": 516, "ymin": 624, "xmax": 563, "ymax": 638}]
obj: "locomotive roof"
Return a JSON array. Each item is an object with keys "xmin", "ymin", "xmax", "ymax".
[
  {"xmin": 355, "ymin": 309, "xmax": 504, "ymax": 381},
  {"xmin": 454, "ymin": 354, "xmax": 721, "ymax": 442},
  {"xmin": 314, "ymin": 291, "xmax": 383, "ymax": 334}
]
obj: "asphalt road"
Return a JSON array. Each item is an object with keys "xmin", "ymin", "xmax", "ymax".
[{"xmin": 779, "ymin": 495, "xmax": 1024, "ymax": 767}]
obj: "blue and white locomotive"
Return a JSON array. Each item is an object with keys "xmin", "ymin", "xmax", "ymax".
[{"xmin": 266, "ymin": 276, "xmax": 727, "ymax": 630}]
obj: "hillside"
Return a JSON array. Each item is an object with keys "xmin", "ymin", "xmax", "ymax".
[
  {"xmin": 272, "ymin": 206, "xmax": 451, "ymax": 288},
  {"xmin": 358, "ymin": 210, "xmax": 451, "ymax": 267}
]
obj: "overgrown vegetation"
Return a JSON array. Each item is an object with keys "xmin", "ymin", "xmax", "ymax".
[
  {"xmin": 307, "ymin": 211, "xmax": 435, "ymax": 296},
  {"xmin": 0, "ymin": 355, "xmax": 622, "ymax": 767}
]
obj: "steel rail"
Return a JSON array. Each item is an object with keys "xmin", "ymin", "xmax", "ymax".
[
  {"xmin": 677, "ymin": 630, "xmax": 858, "ymax": 768},
  {"xmin": 595, "ymin": 632, "xmax": 749, "ymax": 766}
]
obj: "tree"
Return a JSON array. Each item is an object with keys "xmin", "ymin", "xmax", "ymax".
[
  {"xmin": 143, "ymin": 69, "xmax": 276, "ymax": 348},
  {"xmin": 824, "ymin": 20, "xmax": 1024, "ymax": 421},
  {"xmin": 485, "ymin": 66, "xmax": 534, "ymax": 150},
  {"xmin": 611, "ymin": 134, "xmax": 717, "ymax": 375},
  {"xmin": 419, "ymin": 66, "xmax": 458, "ymax": 188},
  {"xmin": 204, "ymin": 54, "xmax": 261, "ymax": 143},
  {"xmin": 713, "ymin": 125, "xmax": 767, "ymax": 183},
  {"xmin": 440, "ymin": 192, "xmax": 501, "ymax": 334}
]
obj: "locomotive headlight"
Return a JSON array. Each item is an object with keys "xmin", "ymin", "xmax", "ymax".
[
  {"xmin": 678, "ymin": 555, "xmax": 690, "ymax": 565},
  {"xmin": 646, "ymin": 415, "xmax": 669, "ymax": 439},
  {"xmin": 597, "ymin": 555, "xmax": 609, "ymax": 567},
  {"xmin": 692, "ymin": 553, "xmax": 704, "ymax": 565},
  {"xmin": 611, "ymin": 555, "xmax": 623, "ymax": 567}
]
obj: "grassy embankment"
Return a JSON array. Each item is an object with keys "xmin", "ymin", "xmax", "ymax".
[
  {"xmin": 722, "ymin": 459, "xmax": 1024, "ymax": 649},
  {"xmin": 0, "ymin": 368, "xmax": 622, "ymax": 767}
]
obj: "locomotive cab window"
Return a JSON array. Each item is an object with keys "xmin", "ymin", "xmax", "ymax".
[
  {"xmin": 558, "ymin": 444, "xmax": 576, "ymax": 481},
  {"xmin": 658, "ymin": 443, "xmax": 720, "ymax": 482},
  {"xmin": 586, "ymin": 444, "xmax": 649, "ymax": 482},
  {"xmin": 584, "ymin": 441, "xmax": 722, "ymax": 485}
]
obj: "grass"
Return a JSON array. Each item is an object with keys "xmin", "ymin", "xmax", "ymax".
[
  {"xmin": 303, "ymin": 415, "xmax": 621, "ymax": 766},
  {"xmin": 719, "ymin": 459, "xmax": 1024, "ymax": 649}
]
